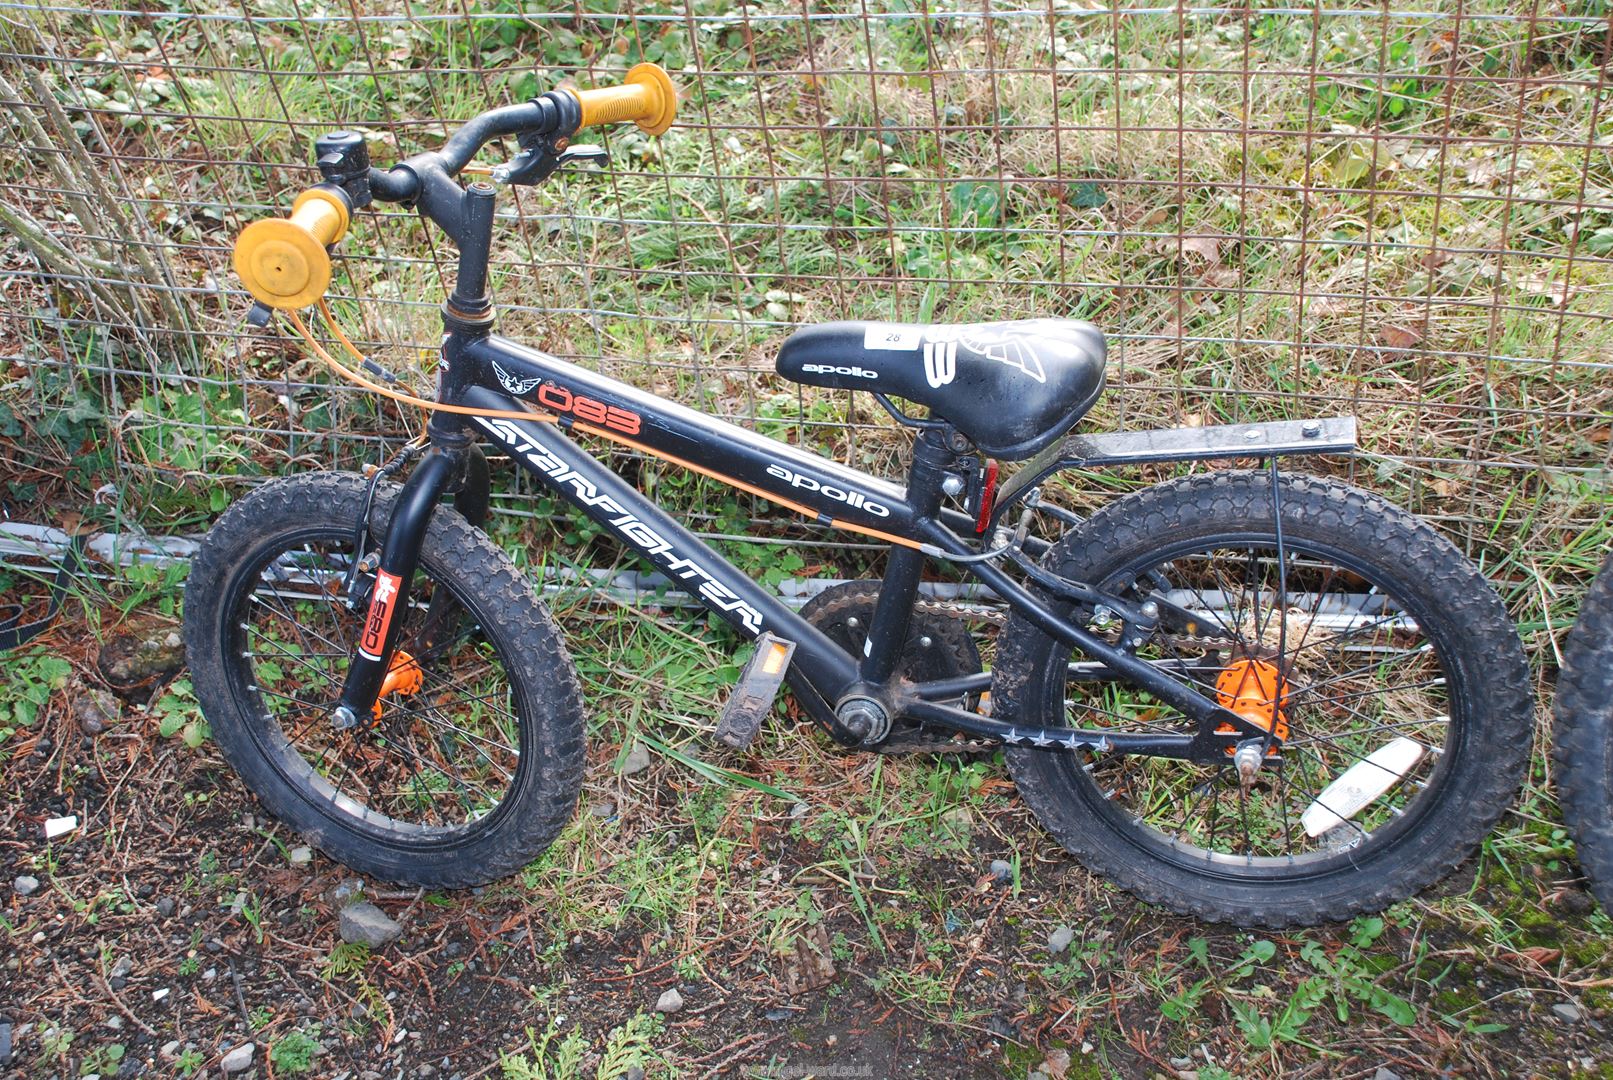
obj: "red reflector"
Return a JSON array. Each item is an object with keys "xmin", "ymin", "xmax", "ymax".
[{"xmin": 974, "ymin": 462, "xmax": 999, "ymax": 534}]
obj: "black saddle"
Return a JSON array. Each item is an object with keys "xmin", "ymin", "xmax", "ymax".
[{"xmin": 775, "ymin": 319, "xmax": 1106, "ymax": 460}]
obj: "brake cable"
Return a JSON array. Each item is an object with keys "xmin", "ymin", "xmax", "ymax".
[
  {"xmin": 285, "ymin": 302, "xmax": 563, "ymax": 426},
  {"xmin": 279, "ymin": 301, "xmax": 934, "ymax": 552}
]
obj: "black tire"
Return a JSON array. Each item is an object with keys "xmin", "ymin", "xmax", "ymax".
[
  {"xmin": 182, "ymin": 472, "xmax": 587, "ymax": 887},
  {"xmin": 1553, "ymin": 552, "xmax": 1613, "ymax": 911},
  {"xmin": 993, "ymin": 471, "xmax": 1532, "ymax": 927}
]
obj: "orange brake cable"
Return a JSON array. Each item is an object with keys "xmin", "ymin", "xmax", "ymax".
[
  {"xmin": 284, "ymin": 301, "xmax": 561, "ymax": 426},
  {"xmin": 285, "ymin": 301, "xmax": 927, "ymax": 552}
]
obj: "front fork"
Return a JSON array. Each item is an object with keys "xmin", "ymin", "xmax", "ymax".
[{"xmin": 332, "ymin": 440, "xmax": 485, "ymax": 728}]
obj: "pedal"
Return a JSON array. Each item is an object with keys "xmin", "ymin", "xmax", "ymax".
[{"xmin": 713, "ymin": 633, "xmax": 795, "ymax": 751}]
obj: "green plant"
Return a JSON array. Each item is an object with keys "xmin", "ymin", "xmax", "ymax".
[
  {"xmin": 80, "ymin": 1042, "xmax": 126, "ymax": 1075},
  {"xmin": 500, "ymin": 1021, "xmax": 590, "ymax": 1080},
  {"xmin": 0, "ymin": 650, "xmax": 71, "ymax": 744},
  {"xmin": 324, "ymin": 942, "xmax": 386, "ymax": 1022},
  {"xmin": 1297, "ymin": 918, "xmax": 1418, "ymax": 1028},
  {"xmin": 152, "ymin": 679, "xmax": 208, "ymax": 748},
  {"xmin": 41, "ymin": 1025, "xmax": 72, "ymax": 1058},
  {"xmin": 270, "ymin": 1027, "xmax": 323, "ymax": 1074}
]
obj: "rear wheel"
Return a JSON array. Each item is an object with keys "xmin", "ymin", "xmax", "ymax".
[
  {"xmin": 993, "ymin": 471, "xmax": 1531, "ymax": 926},
  {"xmin": 182, "ymin": 472, "xmax": 587, "ymax": 887},
  {"xmin": 1553, "ymin": 552, "xmax": 1613, "ymax": 911}
]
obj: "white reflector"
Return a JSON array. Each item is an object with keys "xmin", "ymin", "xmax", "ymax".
[{"xmin": 1301, "ymin": 737, "xmax": 1427, "ymax": 838}]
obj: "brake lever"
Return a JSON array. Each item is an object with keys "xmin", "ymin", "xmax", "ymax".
[
  {"xmin": 490, "ymin": 137, "xmax": 610, "ymax": 187},
  {"xmin": 556, "ymin": 144, "xmax": 609, "ymax": 170}
]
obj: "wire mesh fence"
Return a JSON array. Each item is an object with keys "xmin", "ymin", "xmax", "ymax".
[{"xmin": 1, "ymin": 2, "xmax": 1610, "ymax": 627}]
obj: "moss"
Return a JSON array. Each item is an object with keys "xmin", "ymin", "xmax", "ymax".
[{"xmin": 1000, "ymin": 1040, "xmax": 1042, "ymax": 1075}]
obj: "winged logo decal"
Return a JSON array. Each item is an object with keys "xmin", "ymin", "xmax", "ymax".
[{"xmin": 492, "ymin": 359, "xmax": 543, "ymax": 397}]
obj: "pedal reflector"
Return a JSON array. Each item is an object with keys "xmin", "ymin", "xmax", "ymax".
[{"xmin": 713, "ymin": 633, "xmax": 796, "ymax": 751}]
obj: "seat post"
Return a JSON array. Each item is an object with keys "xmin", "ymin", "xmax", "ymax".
[{"xmin": 859, "ymin": 427, "xmax": 958, "ymax": 685}]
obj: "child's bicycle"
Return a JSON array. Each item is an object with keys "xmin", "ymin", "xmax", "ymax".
[
  {"xmin": 1554, "ymin": 553, "xmax": 1613, "ymax": 911},
  {"xmin": 183, "ymin": 65, "xmax": 1533, "ymax": 927}
]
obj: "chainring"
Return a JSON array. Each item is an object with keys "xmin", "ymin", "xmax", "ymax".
[{"xmin": 798, "ymin": 581, "xmax": 995, "ymax": 754}]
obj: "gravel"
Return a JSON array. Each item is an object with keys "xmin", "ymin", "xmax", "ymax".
[
  {"xmin": 340, "ymin": 902, "xmax": 403, "ymax": 948},
  {"xmin": 220, "ymin": 1041, "xmax": 256, "ymax": 1073},
  {"xmin": 620, "ymin": 741, "xmax": 653, "ymax": 776}
]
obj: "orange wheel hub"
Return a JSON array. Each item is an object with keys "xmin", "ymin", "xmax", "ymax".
[
  {"xmin": 1215, "ymin": 658, "xmax": 1290, "ymax": 745},
  {"xmin": 371, "ymin": 649, "xmax": 423, "ymax": 720}
]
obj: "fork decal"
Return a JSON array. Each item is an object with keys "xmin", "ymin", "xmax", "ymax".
[{"xmin": 358, "ymin": 569, "xmax": 403, "ymax": 660}]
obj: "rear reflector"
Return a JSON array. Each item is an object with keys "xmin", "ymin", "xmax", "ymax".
[{"xmin": 974, "ymin": 461, "xmax": 999, "ymax": 534}]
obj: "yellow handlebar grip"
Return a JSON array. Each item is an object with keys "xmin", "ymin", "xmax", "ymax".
[
  {"xmin": 570, "ymin": 63, "xmax": 677, "ymax": 136},
  {"xmin": 233, "ymin": 187, "xmax": 350, "ymax": 310}
]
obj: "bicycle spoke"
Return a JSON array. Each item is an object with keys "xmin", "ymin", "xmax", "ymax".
[
  {"xmin": 235, "ymin": 535, "xmax": 521, "ymax": 834},
  {"xmin": 1058, "ymin": 533, "xmax": 1451, "ymax": 864}
]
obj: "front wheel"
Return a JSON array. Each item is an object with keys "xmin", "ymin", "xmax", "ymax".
[
  {"xmin": 1553, "ymin": 552, "xmax": 1613, "ymax": 911},
  {"xmin": 993, "ymin": 471, "xmax": 1532, "ymax": 927},
  {"xmin": 182, "ymin": 472, "xmax": 587, "ymax": 887}
]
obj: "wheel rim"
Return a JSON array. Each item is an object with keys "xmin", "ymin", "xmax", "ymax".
[
  {"xmin": 1046, "ymin": 531, "xmax": 1462, "ymax": 878},
  {"xmin": 221, "ymin": 527, "xmax": 527, "ymax": 842}
]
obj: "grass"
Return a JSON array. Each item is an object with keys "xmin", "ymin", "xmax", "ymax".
[
  {"xmin": 1, "ymin": 4, "xmax": 1611, "ymax": 1073},
  {"xmin": 1, "ymin": 562, "xmax": 1611, "ymax": 1074},
  {"xmin": 4, "ymin": 4, "xmax": 1609, "ymax": 582}
]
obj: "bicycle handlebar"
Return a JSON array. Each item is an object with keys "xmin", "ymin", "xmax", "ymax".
[{"xmin": 234, "ymin": 64, "xmax": 677, "ymax": 311}]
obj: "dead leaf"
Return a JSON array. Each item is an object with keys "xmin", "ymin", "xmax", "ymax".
[
  {"xmin": 1380, "ymin": 324, "xmax": 1424, "ymax": 350},
  {"xmin": 1042, "ymin": 1048, "xmax": 1072, "ymax": 1078},
  {"xmin": 1180, "ymin": 235, "xmax": 1221, "ymax": 264},
  {"xmin": 1418, "ymin": 247, "xmax": 1453, "ymax": 271},
  {"xmin": 1514, "ymin": 273, "xmax": 1573, "ymax": 306},
  {"xmin": 778, "ymin": 924, "xmax": 836, "ymax": 995},
  {"xmin": 1503, "ymin": 946, "xmax": 1562, "ymax": 968},
  {"xmin": 1331, "ymin": 151, "xmax": 1373, "ymax": 186}
]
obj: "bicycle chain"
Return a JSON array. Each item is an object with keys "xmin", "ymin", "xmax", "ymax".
[{"xmin": 909, "ymin": 596, "xmax": 1237, "ymax": 651}]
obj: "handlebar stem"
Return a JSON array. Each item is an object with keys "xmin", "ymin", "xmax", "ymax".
[{"xmin": 451, "ymin": 181, "xmax": 498, "ymax": 318}]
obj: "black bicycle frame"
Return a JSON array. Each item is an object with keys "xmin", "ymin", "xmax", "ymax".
[
  {"xmin": 334, "ymin": 321, "xmax": 1327, "ymax": 760},
  {"xmin": 318, "ymin": 114, "xmax": 1352, "ymax": 760}
]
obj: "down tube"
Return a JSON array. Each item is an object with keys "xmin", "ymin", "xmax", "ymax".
[{"xmin": 463, "ymin": 387, "xmax": 861, "ymax": 697}]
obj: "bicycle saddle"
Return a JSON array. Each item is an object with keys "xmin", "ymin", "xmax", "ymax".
[{"xmin": 775, "ymin": 319, "xmax": 1106, "ymax": 460}]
